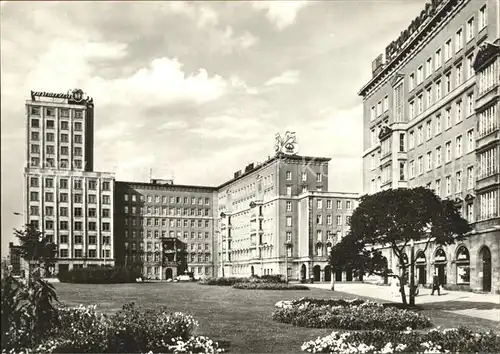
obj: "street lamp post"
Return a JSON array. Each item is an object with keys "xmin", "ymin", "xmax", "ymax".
[
  {"xmin": 284, "ymin": 243, "xmax": 288, "ymax": 283},
  {"xmin": 409, "ymin": 239, "xmax": 415, "ymax": 305}
]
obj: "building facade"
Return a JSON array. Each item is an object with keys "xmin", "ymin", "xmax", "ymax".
[
  {"xmin": 359, "ymin": 0, "xmax": 499, "ymax": 292},
  {"xmin": 114, "ymin": 179, "xmax": 217, "ymax": 280},
  {"xmin": 23, "ymin": 90, "xmax": 115, "ymax": 273},
  {"xmin": 215, "ymin": 151, "xmax": 357, "ymax": 281}
]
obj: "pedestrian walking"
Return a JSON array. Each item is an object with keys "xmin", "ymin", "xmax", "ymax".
[{"xmin": 431, "ymin": 273, "xmax": 440, "ymax": 295}]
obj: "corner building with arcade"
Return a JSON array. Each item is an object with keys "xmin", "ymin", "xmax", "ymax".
[{"xmin": 359, "ymin": 0, "xmax": 500, "ymax": 293}]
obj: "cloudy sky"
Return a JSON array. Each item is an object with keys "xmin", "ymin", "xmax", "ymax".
[{"xmin": 0, "ymin": 0, "xmax": 426, "ymax": 256}]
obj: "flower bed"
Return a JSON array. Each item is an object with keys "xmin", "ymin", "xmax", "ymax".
[
  {"xmin": 301, "ymin": 327, "xmax": 500, "ymax": 353},
  {"xmin": 272, "ymin": 298, "xmax": 432, "ymax": 330},
  {"xmin": 57, "ymin": 266, "xmax": 142, "ymax": 284},
  {"xmin": 233, "ymin": 282, "xmax": 309, "ymax": 290},
  {"xmin": 2, "ymin": 303, "xmax": 224, "ymax": 354},
  {"xmin": 199, "ymin": 275, "xmax": 287, "ymax": 287},
  {"xmin": 198, "ymin": 277, "xmax": 247, "ymax": 286}
]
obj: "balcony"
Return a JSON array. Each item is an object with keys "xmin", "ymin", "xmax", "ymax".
[
  {"xmin": 476, "ymin": 171, "xmax": 500, "ymax": 191},
  {"xmin": 476, "ymin": 128, "xmax": 499, "ymax": 150}
]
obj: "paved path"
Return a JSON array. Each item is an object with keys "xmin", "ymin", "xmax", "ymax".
[{"xmin": 306, "ymin": 282, "xmax": 500, "ymax": 322}]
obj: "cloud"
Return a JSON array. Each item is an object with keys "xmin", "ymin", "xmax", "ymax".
[
  {"xmin": 264, "ymin": 70, "xmax": 300, "ymax": 86},
  {"xmin": 253, "ymin": 1, "xmax": 309, "ymax": 30},
  {"xmin": 159, "ymin": 120, "xmax": 189, "ymax": 130},
  {"xmin": 197, "ymin": 6, "xmax": 219, "ymax": 28}
]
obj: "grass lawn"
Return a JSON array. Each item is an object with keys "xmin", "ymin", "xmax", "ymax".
[{"xmin": 53, "ymin": 282, "xmax": 499, "ymax": 353}]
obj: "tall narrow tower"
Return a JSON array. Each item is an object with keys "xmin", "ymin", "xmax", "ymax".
[{"xmin": 24, "ymin": 89, "xmax": 115, "ymax": 273}]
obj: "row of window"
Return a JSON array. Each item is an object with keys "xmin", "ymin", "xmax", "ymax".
[
  {"xmin": 29, "ymin": 177, "xmax": 109, "ymax": 190},
  {"xmin": 31, "ymin": 205, "xmax": 111, "ymax": 218},
  {"xmin": 31, "ymin": 144, "xmax": 83, "ymax": 156},
  {"xmin": 285, "ymin": 199, "xmax": 353, "ymax": 211},
  {"xmin": 284, "ymin": 214, "xmax": 351, "ymax": 227},
  {"xmin": 124, "ymin": 194, "xmax": 211, "ymax": 205},
  {"xmin": 56, "ymin": 234, "xmax": 110, "ymax": 245},
  {"xmin": 30, "ymin": 106, "xmax": 84, "ymax": 118},
  {"xmin": 29, "ymin": 192, "xmax": 111, "ymax": 204},
  {"xmin": 30, "ymin": 131, "xmax": 83, "ymax": 144},
  {"xmin": 123, "ymin": 205, "xmax": 210, "ymax": 217},
  {"xmin": 286, "ymin": 171, "xmax": 323, "ymax": 183},
  {"xmin": 59, "ymin": 249, "xmax": 110, "ymax": 258},
  {"xmin": 35, "ymin": 219, "xmax": 111, "ymax": 231},
  {"xmin": 31, "ymin": 119, "xmax": 83, "ymax": 131},
  {"xmin": 30, "ymin": 157, "xmax": 84, "ymax": 170},
  {"xmin": 125, "ymin": 229, "xmax": 211, "ymax": 239},
  {"xmin": 478, "ymin": 147, "xmax": 498, "ymax": 179},
  {"xmin": 125, "ymin": 217, "xmax": 211, "ymax": 228}
]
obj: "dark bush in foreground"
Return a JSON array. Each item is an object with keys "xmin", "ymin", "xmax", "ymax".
[
  {"xmin": 198, "ymin": 277, "xmax": 248, "ymax": 286},
  {"xmin": 57, "ymin": 266, "xmax": 142, "ymax": 284},
  {"xmin": 272, "ymin": 298, "xmax": 432, "ymax": 330},
  {"xmin": 301, "ymin": 327, "xmax": 500, "ymax": 353},
  {"xmin": 233, "ymin": 282, "xmax": 309, "ymax": 290}
]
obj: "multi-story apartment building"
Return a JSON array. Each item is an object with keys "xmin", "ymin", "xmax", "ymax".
[
  {"xmin": 24, "ymin": 89, "xmax": 115, "ymax": 273},
  {"xmin": 216, "ymin": 144, "xmax": 357, "ymax": 281},
  {"xmin": 114, "ymin": 179, "xmax": 217, "ymax": 280},
  {"xmin": 359, "ymin": 0, "xmax": 499, "ymax": 292}
]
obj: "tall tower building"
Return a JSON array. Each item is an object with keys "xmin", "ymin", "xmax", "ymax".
[
  {"xmin": 24, "ymin": 89, "xmax": 115, "ymax": 273},
  {"xmin": 359, "ymin": 0, "xmax": 499, "ymax": 293}
]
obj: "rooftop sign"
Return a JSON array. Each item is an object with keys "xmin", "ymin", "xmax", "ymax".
[
  {"xmin": 275, "ymin": 131, "xmax": 299, "ymax": 156},
  {"xmin": 30, "ymin": 88, "xmax": 93, "ymax": 105},
  {"xmin": 385, "ymin": 0, "xmax": 445, "ymax": 62}
]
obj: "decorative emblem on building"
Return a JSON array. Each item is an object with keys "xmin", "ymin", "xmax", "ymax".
[
  {"xmin": 70, "ymin": 88, "xmax": 84, "ymax": 103},
  {"xmin": 274, "ymin": 131, "xmax": 299, "ymax": 155}
]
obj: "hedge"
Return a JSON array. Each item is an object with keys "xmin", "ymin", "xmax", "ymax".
[{"xmin": 57, "ymin": 266, "xmax": 142, "ymax": 284}]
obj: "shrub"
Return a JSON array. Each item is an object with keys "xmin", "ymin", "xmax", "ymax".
[
  {"xmin": 57, "ymin": 266, "xmax": 141, "ymax": 284},
  {"xmin": 272, "ymin": 298, "xmax": 432, "ymax": 330},
  {"xmin": 198, "ymin": 277, "xmax": 247, "ymax": 286},
  {"xmin": 233, "ymin": 282, "xmax": 309, "ymax": 290},
  {"xmin": 301, "ymin": 327, "xmax": 500, "ymax": 353}
]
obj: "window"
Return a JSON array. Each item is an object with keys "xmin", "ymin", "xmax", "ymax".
[
  {"xmin": 286, "ymin": 216, "xmax": 292, "ymax": 227},
  {"xmin": 456, "ymin": 135, "xmax": 463, "ymax": 157},
  {"xmin": 456, "ymin": 101, "xmax": 462, "ymax": 123},
  {"xmin": 400, "ymin": 161, "xmax": 406, "ymax": 181},
  {"xmin": 417, "ymin": 125, "xmax": 423, "ymax": 145},
  {"xmin": 426, "ymin": 57, "xmax": 432, "ymax": 77},
  {"xmin": 467, "ymin": 17, "xmax": 474, "ymax": 41},
  {"xmin": 478, "ymin": 104, "xmax": 498, "ymax": 137},
  {"xmin": 399, "ymin": 133, "xmax": 405, "ymax": 152},
  {"xmin": 479, "ymin": 190, "xmax": 498, "ymax": 220},
  {"xmin": 336, "ymin": 200, "xmax": 342, "ymax": 209},
  {"xmin": 478, "ymin": 61, "xmax": 499, "ymax": 94},
  {"xmin": 286, "ymin": 171, "xmax": 291, "ymax": 180},
  {"xmin": 479, "ymin": 5, "xmax": 487, "ymax": 30},
  {"xmin": 466, "ymin": 55, "xmax": 474, "ymax": 80},
  {"xmin": 445, "ymin": 108, "xmax": 451, "ymax": 129},
  {"xmin": 436, "ymin": 179, "xmax": 441, "ymax": 197},
  {"xmin": 435, "ymin": 80, "xmax": 442, "ymax": 100},
  {"xmin": 46, "ymin": 145, "xmax": 55, "ymax": 155},
  {"xmin": 417, "ymin": 94, "xmax": 424, "ymax": 114},
  {"xmin": 286, "ymin": 201, "xmax": 292, "ymax": 212},
  {"xmin": 418, "ymin": 156, "xmax": 423, "ymax": 175},
  {"xmin": 60, "ymin": 249, "xmax": 68, "ymax": 258},
  {"xmin": 456, "ymin": 64, "xmax": 462, "ymax": 86},
  {"xmin": 426, "ymin": 151, "xmax": 432, "ymax": 171},
  {"xmin": 30, "ymin": 177, "xmax": 39, "ymax": 187},
  {"xmin": 346, "ymin": 201, "xmax": 352, "ymax": 209},
  {"xmin": 446, "ymin": 176, "xmax": 452, "ymax": 196},
  {"xmin": 409, "ymin": 131, "xmax": 415, "ymax": 149},
  {"xmin": 456, "ymin": 171, "xmax": 462, "ymax": 193},
  {"xmin": 336, "ymin": 215, "xmax": 341, "ymax": 225},
  {"xmin": 370, "ymin": 106, "xmax": 376, "ymax": 120},
  {"xmin": 394, "ymin": 83, "xmax": 404, "ymax": 122},
  {"xmin": 409, "ymin": 73, "xmax": 415, "ymax": 91},
  {"xmin": 30, "ymin": 206, "xmax": 39, "ymax": 216},
  {"xmin": 445, "ymin": 39, "xmax": 452, "ymax": 61},
  {"xmin": 478, "ymin": 147, "xmax": 498, "ymax": 178},
  {"xmin": 46, "ymin": 120, "xmax": 54, "ymax": 129},
  {"xmin": 383, "ymin": 95, "xmax": 389, "ymax": 112},
  {"xmin": 409, "ymin": 100, "xmax": 415, "ymax": 119},
  {"xmin": 74, "ymin": 122, "xmax": 82, "ymax": 131},
  {"xmin": 46, "ymin": 132, "xmax": 54, "ymax": 142},
  {"xmin": 426, "ymin": 86, "xmax": 432, "ymax": 107},
  {"xmin": 466, "ymin": 129, "xmax": 474, "ymax": 152},
  {"xmin": 316, "ymin": 173, "xmax": 322, "ymax": 182},
  {"xmin": 435, "ymin": 115, "xmax": 441, "ymax": 135},
  {"xmin": 467, "ymin": 166, "xmax": 474, "ymax": 189},
  {"xmin": 74, "ymin": 135, "xmax": 82, "ymax": 144},
  {"xmin": 31, "ymin": 144, "xmax": 39, "ymax": 154},
  {"xmin": 60, "ymin": 207, "xmax": 68, "ymax": 217},
  {"xmin": 370, "ymin": 128, "xmax": 376, "ymax": 146},
  {"xmin": 435, "ymin": 48, "xmax": 442, "ymax": 69},
  {"xmin": 465, "ymin": 93, "xmax": 474, "ymax": 116},
  {"xmin": 424, "ymin": 120, "xmax": 432, "ymax": 141},
  {"xmin": 436, "ymin": 146, "xmax": 442, "ymax": 166},
  {"xmin": 455, "ymin": 28, "xmax": 463, "ymax": 52},
  {"xmin": 286, "ymin": 185, "xmax": 292, "ymax": 196},
  {"xmin": 445, "ymin": 72, "xmax": 451, "ymax": 94},
  {"xmin": 417, "ymin": 65, "xmax": 423, "ymax": 84},
  {"xmin": 445, "ymin": 141, "xmax": 452, "ymax": 162},
  {"xmin": 102, "ymin": 181, "xmax": 110, "ymax": 190},
  {"xmin": 30, "ymin": 106, "xmax": 40, "ymax": 115},
  {"xmin": 377, "ymin": 101, "xmax": 382, "ymax": 116},
  {"xmin": 74, "ymin": 221, "xmax": 82, "ymax": 231},
  {"xmin": 30, "ymin": 131, "xmax": 39, "ymax": 141},
  {"xmin": 316, "ymin": 215, "xmax": 322, "ymax": 224},
  {"xmin": 326, "ymin": 200, "xmax": 332, "ymax": 209}
]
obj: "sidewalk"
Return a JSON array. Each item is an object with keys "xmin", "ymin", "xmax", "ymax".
[{"xmin": 307, "ymin": 282, "xmax": 500, "ymax": 322}]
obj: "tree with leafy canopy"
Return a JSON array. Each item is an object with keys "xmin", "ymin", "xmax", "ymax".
[
  {"xmin": 14, "ymin": 223, "xmax": 57, "ymax": 280},
  {"xmin": 330, "ymin": 187, "xmax": 470, "ymax": 305}
]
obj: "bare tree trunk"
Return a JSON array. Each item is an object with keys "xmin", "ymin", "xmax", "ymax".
[
  {"xmin": 399, "ymin": 268, "xmax": 408, "ymax": 305},
  {"xmin": 331, "ymin": 271, "xmax": 335, "ymax": 291}
]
